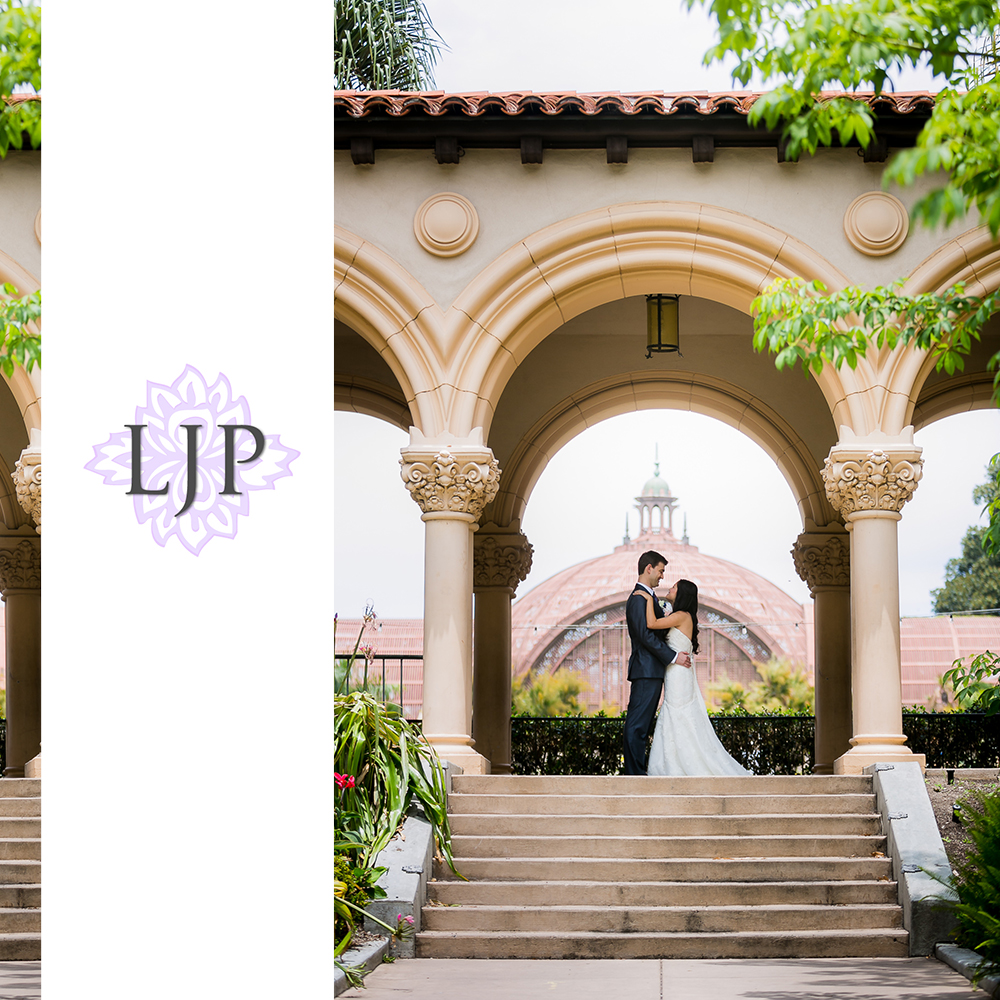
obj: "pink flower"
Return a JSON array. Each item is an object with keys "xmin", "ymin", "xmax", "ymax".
[{"xmin": 335, "ymin": 772, "xmax": 356, "ymax": 790}]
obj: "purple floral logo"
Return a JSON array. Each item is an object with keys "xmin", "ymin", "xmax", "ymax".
[{"xmin": 85, "ymin": 366, "xmax": 299, "ymax": 554}]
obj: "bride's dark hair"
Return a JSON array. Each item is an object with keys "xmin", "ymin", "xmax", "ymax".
[{"xmin": 672, "ymin": 578, "xmax": 700, "ymax": 654}]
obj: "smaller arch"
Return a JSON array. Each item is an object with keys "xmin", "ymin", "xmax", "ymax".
[
  {"xmin": 492, "ymin": 371, "xmax": 835, "ymax": 530},
  {"xmin": 335, "ymin": 225, "xmax": 448, "ymax": 437},
  {"xmin": 882, "ymin": 225, "xmax": 1000, "ymax": 431},
  {"xmin": 910, "ymin": 372, "xmax": 998, "ymax": 431},
  {"xmin": 334, "ymin": 375, "xmax": 412, "ymax": 432}
]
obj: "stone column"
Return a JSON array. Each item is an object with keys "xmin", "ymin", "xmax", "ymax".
[
  {"xmin": 0, "ymin": 538, "xmax": 40, "ymax": 777},
  {"xmin": 473, "ymin": 525, "xmax": 533, "ymax": 774},
  {"xmin": 400, "ymin": 431, "xmax": 500, "ymax": 775},
  {"xmin": 792, "ymin": 527, "xmax": 851, "ymax": 774},
  {"xmin": 822, "ymin": 439, "xmax": 924, "ymax": 774}
]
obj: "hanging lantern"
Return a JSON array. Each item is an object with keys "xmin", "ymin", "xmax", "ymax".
[{"xmin": 645, "ymin": 294, "xmax": 680, "ymax": 358}]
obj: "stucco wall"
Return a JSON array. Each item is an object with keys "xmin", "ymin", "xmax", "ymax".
[
  {"xmin": 0, "ymin": 151, "xmax": 40, "ymax": 284},
  {"xmin": 335, "ymin": 146, "xmax": 959, "ymax": 312}
]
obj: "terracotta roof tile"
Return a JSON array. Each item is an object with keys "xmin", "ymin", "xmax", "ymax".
[{"xmin": 334, "ymin": 90, "xmax": 936, "ymax": 120}]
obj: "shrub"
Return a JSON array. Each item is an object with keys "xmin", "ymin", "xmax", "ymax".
[
  {"xmin": 708, "ymin": 658, "xmax": 814, "ymax": 714},
  {"xmin": 335, "ymin": 690, "xmax": 457, "ymax": 871},
  {"xmin": 511, "ymin": 670, "xmax": 593, "ymax": 717},
  {"xmin": 947, "ymin": 785, "xmax": 1000, "ymax": 985}
]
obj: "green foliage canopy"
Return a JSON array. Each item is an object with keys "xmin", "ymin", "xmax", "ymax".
[
  {"xmin": 691, "ymin": 0, "xmax": 1000, "ymax": 553},
  {"xmin": 691, "ymin": 0, "xmax": 1000, "ymax": 233},
  {"xmin": 0, "ymin": 3, "xmax": 39, "ymax": 157},
  {"xmin": 335, "ymin": 0, "xmax": 444, "ymax": 91},
  {"xmin": 932, "ymin": 526, "xmax": 1000, "ymax": 613}
]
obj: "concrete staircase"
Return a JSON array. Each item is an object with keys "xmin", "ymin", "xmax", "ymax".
[
  {"xmin": 419, "ymin": 774, "xmax": 908, "ymax": 959},
  {"xmin": 0, "ymin": 779, "xmax": 41, "ymax": 960}
]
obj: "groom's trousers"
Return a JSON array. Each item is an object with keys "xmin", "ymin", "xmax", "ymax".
[{"xmin": 623, "ymin": 678, "xmax": 663, "ymax": 775}]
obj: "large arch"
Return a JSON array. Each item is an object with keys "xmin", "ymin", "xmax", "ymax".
[
  {"xmin": 441, "ymin": 202, "xmax": 881, "ymax": 438},
  {"xmin": 491, "ymin": 371, "xmax": 835, "ymax": 529}
]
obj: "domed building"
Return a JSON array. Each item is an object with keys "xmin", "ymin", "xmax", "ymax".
[{"xmin": 510, "ymin": 461, "xmax": 812, "ymax": 712}]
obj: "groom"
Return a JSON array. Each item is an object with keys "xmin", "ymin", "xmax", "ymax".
[{"xmin": 622, "ymin": 550, "xmax": 690, "ymax": 775}]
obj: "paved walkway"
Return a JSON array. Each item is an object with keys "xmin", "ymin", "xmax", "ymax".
[
  {"xmin": 342, "ymin": 957, "xmax": 987, "ymax": 999},
  {"xmin": 0, "ymin": 962, "xmax": 39, "ymax": 1000}
]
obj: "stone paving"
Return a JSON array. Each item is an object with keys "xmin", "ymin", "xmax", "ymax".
[
  {"xmin": 341, "ymin": 957, "xmax": 987, "ymax": 999},
  {"xmin": 0, "ymin": 962, "xmax": 39, "ymax": 999}
]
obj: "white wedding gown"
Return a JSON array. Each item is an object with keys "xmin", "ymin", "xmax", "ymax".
[{"xmin": 647, "ymin": 628, "xmax": 753, "ymax": 776}]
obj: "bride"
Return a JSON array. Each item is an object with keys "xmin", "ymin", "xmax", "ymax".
[{"xmin": 641, "ymin": 579, "xmax": 752, "ymax": 777}]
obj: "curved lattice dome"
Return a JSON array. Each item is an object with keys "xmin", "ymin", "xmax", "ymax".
[{"xmin": 511, "ymin": 463, "xmax": 812, "ymax": 711}]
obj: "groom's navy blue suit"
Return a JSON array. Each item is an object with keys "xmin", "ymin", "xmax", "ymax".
[{"xmin": 623, "ymin": 586, "xmax": 680, "ymax": 775}]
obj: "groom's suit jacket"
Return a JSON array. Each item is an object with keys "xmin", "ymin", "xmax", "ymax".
[{"xmin": 625, "ymin": 587, "xmax": 679, "ymax": 680}]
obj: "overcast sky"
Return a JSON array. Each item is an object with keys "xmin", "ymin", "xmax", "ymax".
[
  {"xmin": 421, "ymin": 0, "xmax": 943, "ymax": 94},
  {"xmin": 334, "ymin": 2, "xmax": 992, "ymax": 625}
]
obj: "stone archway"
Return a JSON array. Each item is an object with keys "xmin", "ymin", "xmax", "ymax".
[{"xmin": 491, "ymin": 370, "xmax": 835, "ymax": 531}]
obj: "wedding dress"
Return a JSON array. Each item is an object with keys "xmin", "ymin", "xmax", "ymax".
[{"xmin": 646, "ymin": 627, "xmax": 753, "ymax": 776}]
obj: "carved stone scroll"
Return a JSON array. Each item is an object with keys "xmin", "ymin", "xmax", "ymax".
[
  {"xmin": 400, "ymin": 444, "xmax": 500, "ymax": 520},
  {"xmin": 822, "ymin": 448, "xmax": 922, "ymax": 517},
  {"xmin": 0, "ymin": 538, "xmax": 40, "ymax": 592},
  {"xmin": 792, "ymin": 533, "xmax": 850, "ymax": 592},
  {"xmin": 12, "ymin": 442, "xmax": 40, "ymax": 535},
  {"xmin": 474, "ymin": 532, "xmax": 533, "ymax": 592}
]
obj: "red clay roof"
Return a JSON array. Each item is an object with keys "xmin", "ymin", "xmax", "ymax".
[{"xmin": 334, "ymin": 90, "xmax": 936, "ymax": 119}]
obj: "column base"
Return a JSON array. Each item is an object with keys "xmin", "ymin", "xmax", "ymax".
[
  {"xmin": 438, "ymin": 749, "xmax": 491, "ymax": 775},
  {"xmin": 834, "ymin": 745, "xmax": 926, "ymax": 775},
  {"xmin": 812, "ymin": 763, "xmax": 835, "ymax": 775},
  {"xmin": 424, "ymin": 737, "xmax": 491, "ymax": 775}
]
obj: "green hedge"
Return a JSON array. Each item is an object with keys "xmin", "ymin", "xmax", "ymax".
[{"xmin": 510, "ymin": 713, "xmax": 1000, "ymax": 775}]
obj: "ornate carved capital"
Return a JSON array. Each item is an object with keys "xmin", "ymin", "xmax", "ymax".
[
  {"xmin": 822, "ymin": 448, "xmax": 922, "ymax": 517},
  {"xmin": 474, "ymin": 532, "xmax": 533, "ymax": 591},
  {"xmin": 400, "ymin": 437, "xmax": 500, "ymax": 520},
  {"xmin": 0, "ymin": 538, "xmax": 40, "ymax": 592},
  {"xmin": 792, "ymin": 532, "xmax": 850, "ymax": 591},
  {"xmin": 12, "ymin": 440, "xmax": 40, "ymax": 535}
]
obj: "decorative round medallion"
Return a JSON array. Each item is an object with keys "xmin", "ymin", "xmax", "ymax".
[
  {"xmin": 414, "ymin": 192, "xmax": 479, "ymax": 257},
  {"xmin": 843, "ymin": 192, "xmax": 909, "ymax": 256}
]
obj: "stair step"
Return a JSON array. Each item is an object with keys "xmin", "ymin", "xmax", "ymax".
[
  {"xmin": 450, "ymin": 793, "xmax": 876, "ymax": 816},
  {"xmin": 0, "ymin": 780, "xmax": 40, "ymax": 799},
  {"xmin": 422, "ymin": 903, "xmax": 903, "ymax": 932},
  {"xmin": 450, "ymin": 812, "xmax": 882, "ymax": 837},
  {"xmin": 452, "ymin": 775, "xmax": 872, "ymax": 795},
  {"xmin": 0, "ymin": 862, "xmax": 40, "ymax": 885},
  {"xmin": 438, "ymin": 856, "xmax": 893, "ymax": 882},
  {"xmin": 0, "ymin": 908, "xmax": 40, "ymax": 933},
  {"xmin": 0, "ymin": 932, "xmax": 40, "ymax": 960},
  {"xmin": 0, "ymin": 885, "xmax": 40, "ymax": 908},
  {"xmin": 428, "ymin": 879, "xmax": 899, "ymax": 906},
  {"xmin": 450, "ymin": 834, "xmax": 885, "ymax": 859},
  {"xmin": 0, "ymin": 819, "xmax": 41, "ymax": 838},
  {"xmin": 0, "ymin": 841, "xmax": 40, "ymax": 862},
  {"xmin": 0, "ymin": 798, "xmax": 40, "ymax": 818},
  {"xmin": 416, "ymin": 927, "xmax": 909, "ymax": 959}
]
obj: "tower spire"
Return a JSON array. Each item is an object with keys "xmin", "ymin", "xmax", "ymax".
[
  {"xmin": 682, "ymin": 513, "xmax": 689, "ymax": 545},
  {"xmin": 623, "ymin": 513, "xmax": 630, "ymax": 545}
]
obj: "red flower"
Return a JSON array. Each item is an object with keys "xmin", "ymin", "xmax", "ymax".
[{"xmin": 335, "ymin": 772, "xmax": 356, "ymax": 789}]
